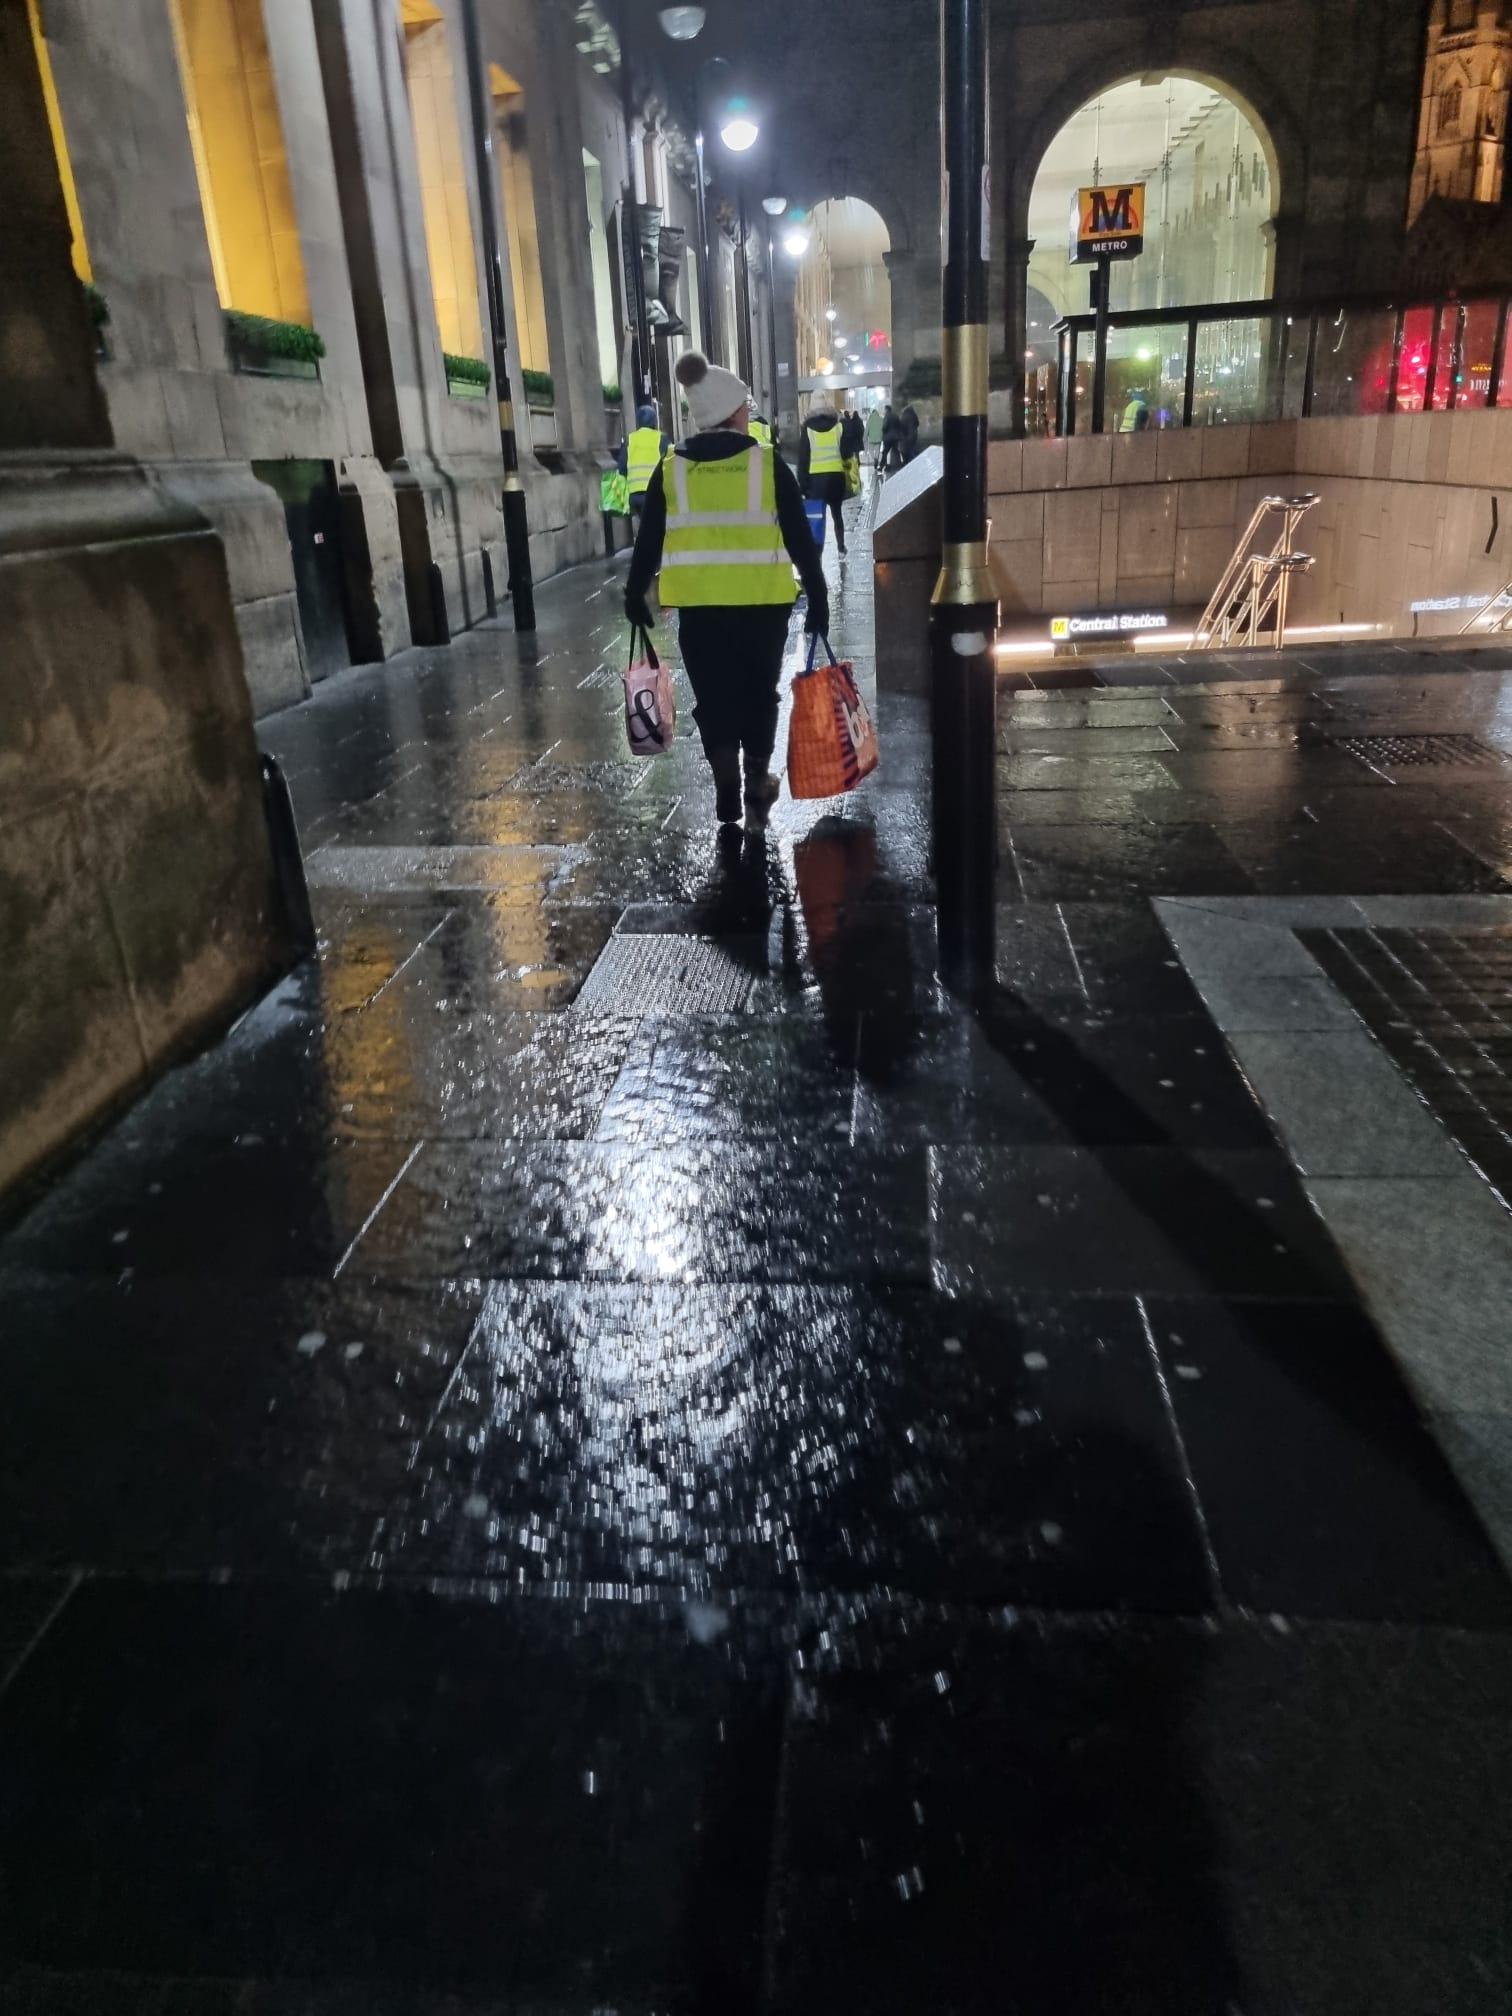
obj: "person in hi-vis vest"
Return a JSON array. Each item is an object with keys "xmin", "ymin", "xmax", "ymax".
[
  {"xmin": 799, "ymin": 403, "xmax": 849, "ymax": 554},
  {"xmin": 625, "ymin": 353, "xmax": 829, "ymax": 833},
  {"xmin": 617, "ymin": 404, "xmax": 671, "ymax": 519}
]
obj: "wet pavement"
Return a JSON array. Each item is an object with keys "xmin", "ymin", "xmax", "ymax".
[{"xmin": 4, "ymin": 475, "xmax": 1512, "ymax": 2011}]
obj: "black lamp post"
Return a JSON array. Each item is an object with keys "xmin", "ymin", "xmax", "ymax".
[{"xmin": 930, "ymin": 0, "xmax": 997, "ymax": 980}]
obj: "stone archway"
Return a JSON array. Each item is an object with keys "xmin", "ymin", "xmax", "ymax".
[
  {"xmin": 1002, "ymin": 49, "xmax": 1300, "ymax": 435},
  {"xmin": 1024, "ymin": 73, "xmax": 1282, "ymax": 318}
]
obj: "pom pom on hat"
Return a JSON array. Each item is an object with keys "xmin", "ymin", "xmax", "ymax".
[{"xmin": 674, "ymin": 350, "xmax": 749, "ymax": 430}]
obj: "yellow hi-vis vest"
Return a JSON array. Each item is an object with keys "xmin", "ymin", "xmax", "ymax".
[
  {"xmin": 748, "ymin": 416, "xmax": 773, "ymax": 446},
  {"xmin": 657, "ymin": 443, "xmax": 795, "ymax": 608},
  {"xmin": 808, "ymin": 421, "xmax": 844, "ymax": 476},
  {"xmin": 626, "ymin": 426, "xmax": 663, "ymax": 495}
]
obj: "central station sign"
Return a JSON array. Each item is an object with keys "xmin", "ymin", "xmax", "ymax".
[
  {"xmin": 1050, "ymin": 609, "xmax": 1168, "ymax": 640},
  {"xmin": 1070, "ymin": 183, "xmax": 1146, "ymax": 264}
]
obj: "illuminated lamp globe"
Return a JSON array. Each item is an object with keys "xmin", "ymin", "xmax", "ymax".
[
  {"xmin": 824, "ymin": 306, "xmax": 837, "ymax": 322},
  {"xmin": 658, "ymin": 7, "xmax": 706, "ymax": 38},
  {"xmin": 720, "ymin": 103, "xmax": 759, "ymax": 151},
  {"xmin": 762, "ymin": 194, "xmax": 788, "ymax": 215},
  {"xmin": 783, "ymin": 227, "xmax": 811, "ymax": 256}
]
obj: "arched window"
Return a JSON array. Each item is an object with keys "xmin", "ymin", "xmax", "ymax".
[{"xmin": 1439, "ymin": 84, "xmax": 1463, "ymax": 136}]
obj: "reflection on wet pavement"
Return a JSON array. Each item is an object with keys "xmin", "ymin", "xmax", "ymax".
[{"xmin": 3, "ymin": 474, "xmax": 1512, "ymax": 2012}]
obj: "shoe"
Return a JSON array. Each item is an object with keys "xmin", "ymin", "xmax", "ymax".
[
  {"xmin": 711, "ymin": 746, "xmax": 743, "ymax": 825},
  {"xmin": 743, "ymin": 772, "xmax": 780, "ymax": 833}
]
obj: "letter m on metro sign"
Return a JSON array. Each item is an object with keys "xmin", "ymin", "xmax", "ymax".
[{"xmin": 1070, "ymin": 183, "xmax": 1145, "ymax": 264}]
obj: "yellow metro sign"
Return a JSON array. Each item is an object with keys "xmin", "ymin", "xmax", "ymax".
[{"xmin": 1071, "ymin": 183, "xmax": 1146, "ymax": 263}]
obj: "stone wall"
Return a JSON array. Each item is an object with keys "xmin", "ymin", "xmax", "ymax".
[
  {"xmin": 35, "ymin": 0, "xmax": 628, "ymax": 717},
  {"xmin": 0, "ymin": 460, "xmax": 289, "ymax": 1198},
  {"xmin": 982, "ymin": 411, "xmax": 1512, "ymax": 635},
  {"xmin": 2, "ymin": 3, "xmax": 288, "ymax": 1200}
]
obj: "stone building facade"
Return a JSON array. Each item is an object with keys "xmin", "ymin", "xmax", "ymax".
[
  {"xmin": 28, "ymin": 0, "xmax": 711, "ymax": 719},
  {"xmin": 687, "ymin": 0, "xmax": 1493, "ymax": 437},
  {"xmin": 1409, "ymin": 0, "xmax": 1512, "ymax": 221}
]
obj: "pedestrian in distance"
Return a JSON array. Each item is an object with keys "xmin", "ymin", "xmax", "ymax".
[
  {"xmin": 880, "ymin": 402, "xmax": 902, "ymax": 472},
  {"xmin": 840, "ymin": 406, "xmax": 865, "ymax": 495},
  {"xmin": 625, "ymin": 352, "xmax": 829, "ymax": 833},
  {"xmin": 864, "ymin": 402, "xmax": 883, "ymax": 466},
  {"xmin": 899, "ymin": 402, "xmax": 920, "ymax": 463},
  {"xmin": 799, "ymin": 401, "xmax": 849, "ymax": 555}
]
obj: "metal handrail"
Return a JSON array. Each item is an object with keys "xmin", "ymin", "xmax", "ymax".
[
  {"xmin": 1459, "ymin": 579, "xmax": 1512, "ymax": 635},
  {"xmin": 1194, "ymin": 495, "xmax": 1318, "ymax": 651}
]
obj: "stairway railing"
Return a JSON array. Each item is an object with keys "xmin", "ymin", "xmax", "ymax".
[
  {"xmin": 1193, "ymin": 495, "xmax": 1318, "ymax": 651},
  {"xmin": 1458, "ymin": 579, "xmax": 1512, "ymax": 635}
]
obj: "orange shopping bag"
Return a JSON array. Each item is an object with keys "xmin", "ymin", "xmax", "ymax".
[{"xmin": 785, "ymin": 634, "xmax": 879, "ymax": 799}]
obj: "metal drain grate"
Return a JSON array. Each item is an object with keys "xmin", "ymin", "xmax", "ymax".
[
  {"xmin": 573, "ymin": 933, "xmax": 763, "ymax": 1013},
  {"xmin": 1339, "ymin": 733, "xmax": 1508, "ymax": 774}
]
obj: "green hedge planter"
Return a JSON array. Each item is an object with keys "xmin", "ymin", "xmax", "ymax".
[
  {"xmin": 522, "ymin": 367, "xmax": 555, "ymax": 408},
  {"xmin": 444, "ymin": 352, "xmax": 490, "ymax": 398},
  {"xmin": 226, "ymin": 310, "xmax": 324, "ymax": 380}
]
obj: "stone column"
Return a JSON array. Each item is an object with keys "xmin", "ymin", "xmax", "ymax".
[
  {"xmin": 773, "ymin": 243, "xmax": 801, "ymax": 444},
  {"xmin": 884, "ymin": 246, "xmax": 924, "ymax": 400},
  {"xmin": 312, "ymin": 0, "xmax": 448, "ymax": 643},
  {"xmin": 1, "ymin": 2, "xmax": 285, "ymax": 1194},
  {"xmin": 1000, "ymin": 235, "xmax": 1033, "ymax": 439}
]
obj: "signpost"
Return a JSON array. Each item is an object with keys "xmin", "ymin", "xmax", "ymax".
[{"xmin": 1070, "ymin": 183, "xmax": 1145, "ymax": 435}]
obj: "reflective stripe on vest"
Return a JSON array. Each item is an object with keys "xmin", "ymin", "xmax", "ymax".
[
  {"xmin": 748, "ymin": 416, "xmax": 773, "ymax": 446},
  {"xmin": 626, "ymin": 426, "xmax": 663, "ymax": 493},
  {"xmin": 657, "ymin": 444, "xmax": 795, "ymax": 608},
  {"xmin": 808, "ymin": 422, "xmax": 844, "ymax": 476}
]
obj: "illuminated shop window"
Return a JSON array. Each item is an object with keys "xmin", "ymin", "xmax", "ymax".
[
  {"xmin": 168, "ymin": 0, "xmax": 310, "ymax": 324},
  {"xmin": 490, "ymin": 62, "xmax": 549, "ymax": 374},
  {"xmin": 400, "ymin": 0, "xmax": 484, "ymax": 358}
]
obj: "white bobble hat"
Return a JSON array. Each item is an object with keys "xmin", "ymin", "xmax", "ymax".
[{"xmin": 674, "ymin": 351, "xmax": 750, "ymax": 431}]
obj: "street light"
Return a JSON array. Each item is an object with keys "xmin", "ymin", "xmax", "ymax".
[
  {"xmin": 720, "ymin": 100, "xmax": 759, "ymax": 151},
  {"xmin": 824, "ymin": 306, "xmax": 837, "ymax": 322},
  {"xmin": 658, "ymin": 6, "xmax": 705, "ymax": 36},
  {"xmin": 762, "ymin": 193, "xmax": 788, "ymax": 215},
  {"xmin": 783, "ymin": 226, "xmax": 810, "ymax": 256}
]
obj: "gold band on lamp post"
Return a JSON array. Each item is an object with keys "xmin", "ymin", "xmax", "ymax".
[
  {"xmin": 497, "ymin": 398, "xmax": 514, "ymax": 428},
  {"xmin": 942, "ymin": 321, "xmax": 990, "ymax": 418},
  {"xmin": 932, "ymin": 537, "xmax": 996, "ymax": 607}
]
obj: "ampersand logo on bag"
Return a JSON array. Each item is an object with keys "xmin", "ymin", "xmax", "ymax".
[{"xmin": 629, "ymin": 686, "xmax": 666, "ymax": 749}]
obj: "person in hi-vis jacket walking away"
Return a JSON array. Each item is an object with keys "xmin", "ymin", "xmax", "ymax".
[
  {"xmin": 799, "ymin": 402, "xmax": 848, "ymax": 554},
  {"xmin": 625, "ymin": 352, "xmax": 829, "ymax": 833},
  {"xmin": 618, "ymin": 404, "xmax": 671, "ymax": 522}
]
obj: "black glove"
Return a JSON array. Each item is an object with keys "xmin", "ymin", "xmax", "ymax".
[
  {"xmin": 803, "ymin": 596, "xmax": 829, "ymax": 636},
  {"xmin": 625, "ymin": 596, "xmax": 656, "ymax": 633}
]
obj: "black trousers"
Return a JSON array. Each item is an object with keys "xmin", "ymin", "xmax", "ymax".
[
  {"xmin": 806, "ymin": 474, "xmax": 847, "ymax": 551},
  {"xmin": 677, "ymin": 604, "xmax": 792, "ymax": 773}
]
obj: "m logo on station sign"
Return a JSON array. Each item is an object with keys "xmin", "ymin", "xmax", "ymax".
[{"xmin": 1070, "ymin": 183, "xmax": 1145, "ymax": 263}]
